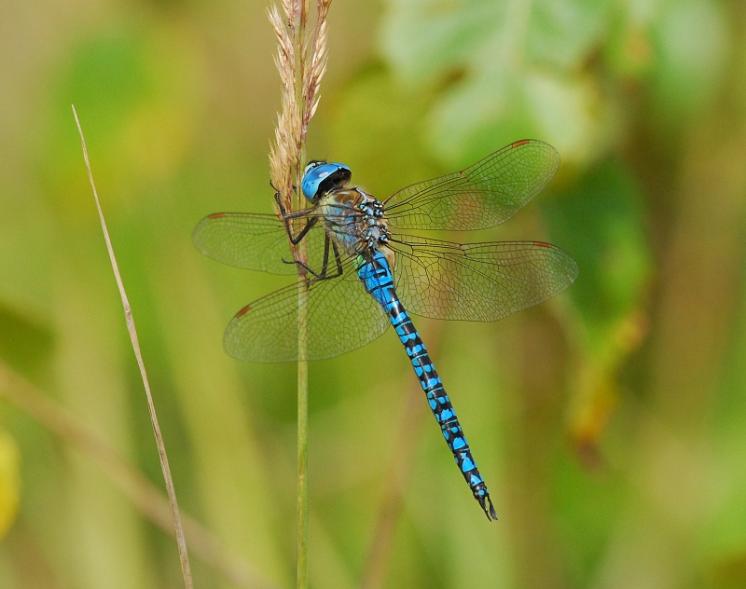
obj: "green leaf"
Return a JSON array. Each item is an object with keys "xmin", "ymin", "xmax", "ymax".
[
  {"xmin": 380, "ymin": 0, "xmax": 612, "ymax": 166},
  {"xmin": 526, "ymin": 0, "xmax": 613, "ymax": 69},
  {"xmin": 381, "ymin": 0, "xmax": 613, "ymax": 81},
  {"xmin": 542, "ymin": 159, "xmax": 651, "ymax": 357},
  {"xmin": 427, "ymin": 68, "xmax": 601, "ymax": 165},
  {"xmin": 380, "ymin": 0, "xmax": 502, "ymax": 86}
]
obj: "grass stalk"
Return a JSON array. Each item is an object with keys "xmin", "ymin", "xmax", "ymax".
[
  {"xmin": 72, "ymin": 105, "xmax": 193, "ymax": 589},
  {"xmin": 296, "ymin": 343, "xmax": 309, "ymax": 588},
  {"xmin": 293, "ymin": 5, "xmax": 310, "ymax": 586},
  {"xmin": 267, "ymin": 2, "xmax": 331, "ymax": 586}
]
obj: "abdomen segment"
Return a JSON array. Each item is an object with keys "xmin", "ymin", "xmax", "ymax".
[{"xmin": 358, "ymin": 251, "xmax": 498, "ymax": 520}]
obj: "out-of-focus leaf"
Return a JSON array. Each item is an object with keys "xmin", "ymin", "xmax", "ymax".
[
  {"xmin": 324, "ymin": 67, "xmax": 436, "ymax": 197},
  {"xmin": 543, "ymin": 159, "xmax": 651, "ymax": 357},
  {"xmin": 427, "ymin": 67, "xmax": 601, "ymax": 165},
  {"xmin": 526, "ymin": 0, "xmax": 613, "ymax": 69},
  {"xmin": 550, "ymin": 448, "xmax": 626, "ymax": 587},
  {"xmin": 604, "ymin": 11, "xmax": 656, "ymax": 78},
  {"xmin": 0, "ymin": 303, "xmax": 54, "ymax": 375},
  {"xmin": 0, "ymin": 428, "xmax": 20, "ymax": 539},
  {"xmin": 543, "ymin": 160, "xmax": 651, "ymax": 457},
  {"xmin": 649, "ymin": 0, "xmax": 729, "ymax": 126},
  {"xmin": 381, "ymin": 0, "xmax": 610, "ymax": 166},
  {"xmin": 702, "ymin": 264, "xmax": 746, "ymax": 572},
  {"xmin": 381, "ymin": 0, "xmax": 612, "ymax": 82},
  {"xmin": 425, "ymin": 68, "xmax": 532, "ymax": 164},
  {"xmin": 41, "ymin": 24, "xmax": 202, "ymax": 217},
  {"xmin": 380, "ymin": 0, "xmax": 502, "ymax": 86}
]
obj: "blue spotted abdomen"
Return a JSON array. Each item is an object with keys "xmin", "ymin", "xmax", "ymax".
[{"xmin": 357, "ymin": 250, "xmax": 497, "ymax": 520}]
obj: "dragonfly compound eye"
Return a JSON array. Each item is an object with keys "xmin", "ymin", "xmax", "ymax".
[{"xmin": 301, "ymin": 162, "xmax": 352, "ymax": 200}]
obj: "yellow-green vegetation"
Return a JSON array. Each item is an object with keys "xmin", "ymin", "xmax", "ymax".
[
  {"xmin": 1, "ymin": 1, "xmax": 745, "ymax": 588},
  {"xmin": 0, "ymin": 429, "xmax": 20, "ymax": 539}
]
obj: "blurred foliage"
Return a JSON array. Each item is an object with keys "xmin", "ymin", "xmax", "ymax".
[
  {"xmin": 0, "ymin": 429, "xmax": 20, "ymax": 539},
  {"xmin": 1, "ymin": 0, "xmax": 745, "ymax": 588}
]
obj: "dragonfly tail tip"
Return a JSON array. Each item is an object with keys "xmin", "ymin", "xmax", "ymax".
[
  {"xmin": 480, "ymin": 495, "xmax": 498, "ymax": 522},
  {"xmin": 488, "ymin": 499, "xmax": 498, "ymax": 522}
]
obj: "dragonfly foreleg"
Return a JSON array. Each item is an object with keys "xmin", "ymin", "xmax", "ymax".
[{"xmin": 274, "ymin": 191, "xmax": 319, "ymax": 245}]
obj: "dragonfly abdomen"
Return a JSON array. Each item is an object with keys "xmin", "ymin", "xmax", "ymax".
[{"xmin": 358, "ymin": 251, "xmax": 498, "ymax": 521}]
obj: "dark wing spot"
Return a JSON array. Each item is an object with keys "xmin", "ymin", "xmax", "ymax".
[
  {"xmin": 235, "ymin": 304, "xmax": 252, "ymax": 318},
  {"xmin": 511, "ymin": 139, "xmax": 531, "ymax": 148},
  {"xmin": 208, "ymin": 212, "xmax": 227, "ymax": 219}
]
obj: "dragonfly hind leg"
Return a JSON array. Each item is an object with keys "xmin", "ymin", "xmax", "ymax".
[{"xmin": 282, "ymin": 234, "xmax": 345, "ymax": 282}]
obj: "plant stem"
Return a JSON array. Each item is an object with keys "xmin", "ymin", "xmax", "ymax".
[
  {"xmin": 296, "ymin": 318, "xmax": 309, "ymax": 589},
  {"xmin": 295, "ymin": 2, "xmax": 310, "ymax": 585},
  {"xmin": 72, "ymin": 105, "xmax": 194, "ymax": 589},
  {"xmin": 268, "ymin": 1, "xmax": 330, "ymax": 584},
  {"xmin": 295, "ymin": 233, "xmax": 310, "ymax": 589}
]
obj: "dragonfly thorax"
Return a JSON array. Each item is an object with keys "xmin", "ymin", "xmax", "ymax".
[
  {"xmin": 317, "ymin": 187, "xmax": 391, "ymax": 257},
  {"xmin": 357, "ymin": 194, "xmax": 391, "ymax": 250}
]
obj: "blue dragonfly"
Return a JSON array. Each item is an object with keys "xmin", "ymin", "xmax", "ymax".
[{"xmin": 193, "ymin": 139, "xmax": 577, "ymax": 520}]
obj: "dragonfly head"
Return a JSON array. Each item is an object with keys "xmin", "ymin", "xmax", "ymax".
[{"xmin": 301, "ymin": 161, "xmax": 351, "ymax": 201}]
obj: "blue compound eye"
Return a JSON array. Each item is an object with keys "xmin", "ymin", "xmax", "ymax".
[
  {"xmin": 304, "ymin": 160, "xmax": 324, "ymax": 176},
  {"xmin": 301, "ymin": 161, "xmax": 351, "ymax": 200}
]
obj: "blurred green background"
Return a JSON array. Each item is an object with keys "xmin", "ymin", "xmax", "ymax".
[{"xmin": 1, "ymin": 0, "xmax": 745, "ymax": 588}]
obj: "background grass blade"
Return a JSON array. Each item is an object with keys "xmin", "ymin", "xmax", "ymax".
[{"xmin": 72, "ymin": 105, "xmax": 194, "ymax": 589}]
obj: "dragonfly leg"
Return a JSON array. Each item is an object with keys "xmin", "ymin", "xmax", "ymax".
[
  {"xmin": 310, "ymin": 237, "xmax": 344, "ymax": 281},
  {"xmin": 330, "ymin": 240, "xmax": 344, "ymax": 277},
  {"xmin": 274, "ymin": 191, "xmax": 319, "ymax": 245},
  {"xmin": 285, "ymin": 234, "xmax": 330, "ymax": 279},
  {"xmin": 283, "ymin": 257, "xmax": 339, "ymax": 281},
  {"xmin": 284, "ymin": 235, "xmax": 345, "ymax": 282},
  {"xmin": 285, "ymin": 259, "xmax": 320, "ymax": 278}
]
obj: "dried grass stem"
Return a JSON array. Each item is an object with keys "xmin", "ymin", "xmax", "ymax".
[
  {"xmin": 72, "ymin": 105, "xmax": 194, "ymax": 589},
  {"xmin": 267, "ymin": 3, "xmax": 332, "ymax": 588}
]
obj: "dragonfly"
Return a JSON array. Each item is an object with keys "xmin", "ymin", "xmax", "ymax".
[{"xmin": 193, "ymin": 139, "xmax": 578, "ymax": 520}]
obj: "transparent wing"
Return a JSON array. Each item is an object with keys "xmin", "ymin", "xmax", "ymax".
[
  {"xmin": 224, "ymin": 256, "xmax": 390, "ymax": 362},
  {"xmin": 388, "ymin": 235, "xmax": 578, "ymax": 322},
  {"xmin": 193, "ymin": 212, "xmax": 333, "ymax": 275},
  {"xmin": 384, "ymin": 140, "xmax": 559, "ymax": 231}
]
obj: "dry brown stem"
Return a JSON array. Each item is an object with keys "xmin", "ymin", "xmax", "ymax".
[
  {"xmin": 266, "ymin": 4, "xmax": 332, "ymax": 588},
  {"xmin": 72, "ymin": 105, "xmax": 193, "ymax": 589}
]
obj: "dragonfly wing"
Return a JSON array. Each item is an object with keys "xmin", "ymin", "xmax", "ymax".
[
  {"xmin": 224, "ymin": 256, "xmax": 390, "ymax": 362},
  {"xmin": 384, "ymin": 140, "xmax": 559, "ymax": 231},
  {"xmin": 193, "ymin": 212, "xmax": 331, "ymax": 275},
  {"xmin": 388, "ymin": 235, "xmax": 578, "ymax": 322}
]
